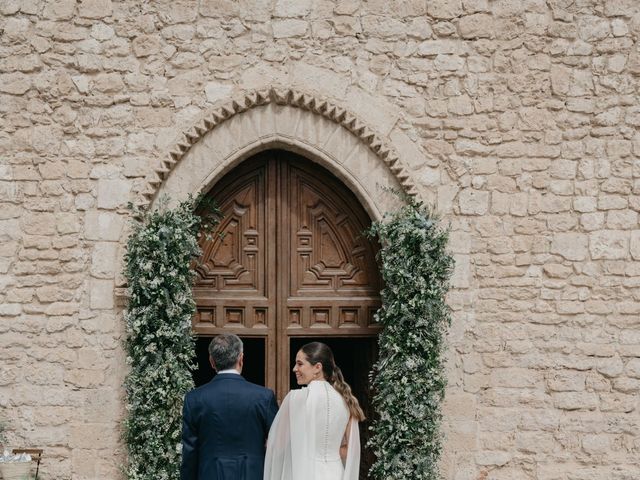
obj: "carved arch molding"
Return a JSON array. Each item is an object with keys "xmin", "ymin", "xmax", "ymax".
[{"xmin": 145, "ymin": 86, "xmax": 417, "ymax": 219}]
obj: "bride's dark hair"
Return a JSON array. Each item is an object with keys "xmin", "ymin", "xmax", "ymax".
[{"xmin": 300, "ymin": 342, "xmax": 365, "ymax": 421}]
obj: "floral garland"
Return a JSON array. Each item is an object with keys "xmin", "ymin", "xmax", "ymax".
[
  {"xmin": 123, "ymin": 196, "xmax": 218, "ymax": 480},
  {"xmin": 122, "ymin": 192, "xmax": 450, "ymax": 479},
  {"xmin": 367, "ymin": 197, "xmax": 454, "ymax": 480}
]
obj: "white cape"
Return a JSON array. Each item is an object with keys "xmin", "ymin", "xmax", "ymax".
[{"xmin": 264, "ymin": 384, "xmax": 360, "ymax": 480}]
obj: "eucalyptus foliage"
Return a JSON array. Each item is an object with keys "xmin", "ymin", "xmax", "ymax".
[
  {"xmin": 124, "ymin": 196, "xmax": 218, "ymax": 480},
  {"xmin": 367, "ymin": 197, "xmax": 454, "ymax": 480}
]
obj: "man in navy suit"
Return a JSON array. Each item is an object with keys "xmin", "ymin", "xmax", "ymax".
[{"xmin": 181, "ymin": 333, "xmax": 279, "ymax": 480}]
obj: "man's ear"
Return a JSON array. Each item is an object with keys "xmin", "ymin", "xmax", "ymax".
[
  {"xmin": 209, "ymin": 355, "xmax": 217, "ymax": 371},
  {"xmin": 238, "ymin": 352, "xmax": 244, "ymax": 368}
]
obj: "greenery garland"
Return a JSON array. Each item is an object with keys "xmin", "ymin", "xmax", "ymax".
[
  {"xmin": 122, "ymin": 191, "xmax": 450, "ymax": 480},
  {"xmin": 123, "ymin": 196, "xmax": 218, "ymax": 480},
  {"xmin": 367, "ymin": 197, "xmax": 454, "ymax": 480}
]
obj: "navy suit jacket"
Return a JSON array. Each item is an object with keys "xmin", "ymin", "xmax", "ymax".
[{"xmin": 180, "ymin": 373, "xmax": 279, "ymax": 480}]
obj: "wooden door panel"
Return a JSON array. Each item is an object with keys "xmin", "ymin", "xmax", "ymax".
[
  {"xmin": 283, "ymin": 302, "xmax": 380, "ymax": 330},
  {"xmin": 193, "ymin": 156, "xmax": 276, "ymax": 336},
  {"xmin": 194, "ymin": 167, "xmax": 266, "ymax": 295},
  {"xmin": 288, "ymin": 165, "xmax": 379, "ymax": 296},
  {"xmin": 281, "ymin": 158, "xmax": 381, "ymax": 342}
]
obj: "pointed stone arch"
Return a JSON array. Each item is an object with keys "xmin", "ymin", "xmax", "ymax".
[{"xmin": 144, "ymin": 87, "xmax": 422, "ymax": 220}]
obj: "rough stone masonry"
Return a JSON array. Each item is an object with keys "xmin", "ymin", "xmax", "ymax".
[{"xmin": 1, "ymin": 0, "xmax": 640, "ymax": 479}]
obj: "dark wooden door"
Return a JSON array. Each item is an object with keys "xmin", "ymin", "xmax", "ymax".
[{"xmin": 192, "ymin": 150, "xmax": 381, "ymax": 400}]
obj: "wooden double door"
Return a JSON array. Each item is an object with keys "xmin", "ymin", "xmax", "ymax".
[{"xmin": 191, "ymin": 150, "xmax": 381, "ymax": 402}]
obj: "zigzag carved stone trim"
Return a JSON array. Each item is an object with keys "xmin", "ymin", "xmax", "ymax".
[{"xmin": 140, "ymin": 87, "xmax": 418, "ymax": 207}]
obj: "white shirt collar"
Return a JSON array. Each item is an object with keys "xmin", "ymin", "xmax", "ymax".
[{"xmin": 217, "ymin": 368, "xmax": 241, "ymax": 375}]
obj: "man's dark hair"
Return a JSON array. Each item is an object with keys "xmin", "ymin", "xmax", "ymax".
[{"xmin": 208, "ymin": 333, "xmax": 243, "ymax": 371}]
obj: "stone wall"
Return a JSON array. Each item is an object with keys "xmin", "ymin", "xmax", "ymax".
[{"xmin": 1, "ymin": 0, "xmax": 639, "ymax": 479}]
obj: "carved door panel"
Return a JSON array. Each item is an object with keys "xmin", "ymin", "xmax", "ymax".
[
  {"xmin": 277, "ymin": 159, "xmax": 381, "ymax": 397},
  {"xmin": 193, "ymin": 154, "xmax": 277, "ymax": 387},
  {"xmin": 193, "ymin": 150, "xmax": 381, "ymax": 400}
]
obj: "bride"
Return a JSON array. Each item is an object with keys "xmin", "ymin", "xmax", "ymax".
[{"xmin": 264, "ymin": 342, "xmax": 365, "ymax": 480}]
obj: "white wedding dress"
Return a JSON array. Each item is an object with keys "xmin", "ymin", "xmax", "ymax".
[{"xmin": 264, "ymin": 380, "xmax": 360, "ymax": 480}]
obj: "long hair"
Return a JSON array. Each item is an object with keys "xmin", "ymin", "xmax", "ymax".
[{"xmin": 300, "ymin": 342, "xmax": 365, "ymax": 421}]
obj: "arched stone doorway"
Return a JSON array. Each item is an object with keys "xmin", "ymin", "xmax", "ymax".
[{"xmin": 142, "ymin": 87, "xmax": 425, "ymax": 479}]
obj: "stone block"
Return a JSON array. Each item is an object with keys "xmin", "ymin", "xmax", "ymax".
[
  {"xmin": 45, "ymin": 302, "xmax": 80, "ymax": 316},
  {"xmin": 97, "ymin": 179, "xmax": 131, "ymax": 209},
  {"xmin": 90, "ymin": 279, "xmax": 114, "ymax": 310},
  {"xmin": 126, "ymin": 132, "xmax": 155, "ymax": 154},
  {"xmin": 550, "ymin": 232, "xmax": 588, "ymax": 261},
  {"xmin": 547, "ymin": 371, "xmax": 586, "ymax": 392},
  {"xmin": 596, "ymin": 356, "xmax": 624, "ymax": 378},
  {"xmin": 132, "ymin": 35, "xmax": 161, "ymax": 57},
  {"xmin": 435, "ymin": 54, "xmax": 465, "ymax": 72},
  {"xmin": 292, "ymin": 63, "xmax": 349, "ymax": 99},
  {"xmin": 91, "ymin": 242, "xmax": 119, "ymax": 279},
  {"xmin": 626, "ymin": 358, "xmax": 640, "ymax": 378},
  {"xmin": 450, "ymin": 254, "xmax": 470, "ymax": 289},
  {"xmin": 599, "ymin": 392, "xmax": 636, "ymax": 412},
  {"xmin": 553, "ymin": 392, "xmax": 599, "ymax": 410},
  {"xmin": 459, "ymin": 13, "xmax": 493, "ymax": 39},
  {"xmin": 448, "ymin": 94, "xmax": 474, "ymax": 114},
  {"xmin": 78, "ymin": 0, "xmax": 112, "ymax": 18},
  {"xmin": 84, "ymin": 211, "xmax": 124, "ymax": 241},
  {"xmin": 92, "ymin": 73, "xmax": 124, "ymax": 94},
  {"xmin": 0, "ymin": 72, "xmax": 31, "ymax": 95},
  {"xmin": 549, "ymin": 159, "xmax": 577, "ymax": 179},
  {"xmin": 604, "ymin": 0, "xmax": 636, "ymax": 16},
  {"xmin": 589, "ymin": 230, "xmax": 629, "ymax": 260},
  {"xmin": 606, "ymin": 210, "xmax": 637, "ymax": 230},
  {"xmin": 70, "ymin": 423, "xmax": 117, "ymax": 448},
  {"xmin": 274, "ymin": 0, "xmax": 312, "ymax": 17},
  {"xmin": 64, "ymin": 368, "xmax": 106, "ymax": 388},
  {"xmin": 581, "ymin": 212, "xmax": 605, "ymax": 231},
  {"xmin": 582, "ymin": 434, "xmax": 610, "ymax": 455},
  {"xmin": 630, "ymin": 230, "xmax": 640, "ymax": 260},
  {"xmin": 0, "ymin": 303, "xmax": 21, "ymax": 316},
  {"xmin": 197, "ymin": 0, "xmax": 237, "ymax": 17},
  {"xmin": 443, "ymin": 391, "xmax": 477, "ymax": 420},
  {"xmin": 428, "ymin": 0, "xmax": 463, "ymax": 19},
  {"xmin": 550, "ymin": 65, "xmax": 571, "ymax": 96},
  {"xmin": 56, "ymin": 213, "xmax": 80, "ymax": 234},
  {"xmin": 418, "ymin": 40, "xmax": 468, "ymax": 56},
  {"xmin": 573, "ymin": 196, "xmax": 597, "ymax": 213},
  {"xmin": 36, "ymin": 286, "xmax": 74, "ymax": 303},
  {"xmin": 272, "ymin": 19, "xmax": 308, "ymax": 38},
  {"xmin": 490, "ymin": 368, "xmax": 539, "ymax": 388},
  {"xmin": 613, "ymin": 377, "xmax": 640, "ymax": 393},
  {"xmin": 389, "ymin": 129, "xmax": 430, "ymax": 173},
  {"xmin": 90, "ymin": 23, "xmax": 115, "ymax": 41},
  {"xmin": 205, "ymin": 81, "xmax": 233, "ymax": 104},
  {"xmin": 459, "ymin": 189, "xmax": 489, "ymax": 215},
  {"xmin": 43, "ymin": 0, "xmax": 76, "ymax": 20},
  {"xmin": 22, "ymin": 212, "xmax": 57, "ymax": 235},
  {"xmin": 577, "ymin": 15, "xmax": 611, "ymax": 42},
  {"xmin": 474, "ymin": 450, "xmax": 511, "ymax": 467},
  {"xmin": 345, "ymin": 88, "xmax": 399, "ymax": 136}
]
